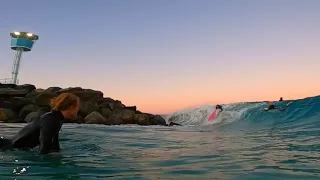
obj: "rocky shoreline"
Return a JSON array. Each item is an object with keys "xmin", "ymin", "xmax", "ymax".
[{"xmin": 0, "ymin": 83, "xmax": 167, "ymax": 126}]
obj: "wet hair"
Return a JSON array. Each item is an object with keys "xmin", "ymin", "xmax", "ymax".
[{"xmin": 49, "ymin": 93, "xmax": 80, "ymax": 111}]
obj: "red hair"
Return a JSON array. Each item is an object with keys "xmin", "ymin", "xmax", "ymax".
[{"xmin": 50, "ymin": 93, "xmax": 79, "ymax": 111}]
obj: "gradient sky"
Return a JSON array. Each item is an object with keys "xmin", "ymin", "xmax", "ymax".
[{"xmin": 0, "ymin": 0, "xmax": 319, "ymax": 114}]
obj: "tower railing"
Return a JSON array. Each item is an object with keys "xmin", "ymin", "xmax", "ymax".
[{"xmin": 0, "ymin": 78, "xmax": 19, "ymax": 85}]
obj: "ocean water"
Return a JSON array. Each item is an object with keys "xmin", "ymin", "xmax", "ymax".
[{"xmin": 0, "ymin": 96, "xmax": 319, "ymax": 180}]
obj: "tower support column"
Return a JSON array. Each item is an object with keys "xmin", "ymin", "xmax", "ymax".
[{"xmin": 11, "ymin": 48, "xmax": 23, "ymax": 84}]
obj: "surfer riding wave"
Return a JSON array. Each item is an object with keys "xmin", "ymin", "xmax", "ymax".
[
  {"xmin": 216, "ymin": 105, "xmax": 223, "ymax": 112},
  {"xmin": 208, "ymin": 104, "xmax": 223, "ymax": 121}
]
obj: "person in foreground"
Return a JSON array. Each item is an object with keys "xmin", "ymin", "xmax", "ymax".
[{"xmin": 0, "ymin": 93, "xmax": 80, "ymax": 155}]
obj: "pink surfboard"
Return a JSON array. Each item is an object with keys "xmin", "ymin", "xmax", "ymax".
[{"xmin": 208, "ymin": 110, "xmax": 217, "ymax": 121}]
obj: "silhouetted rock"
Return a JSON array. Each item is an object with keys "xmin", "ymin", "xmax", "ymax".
[
  {"xmin": 0, "ymin": 108, "xmax": 16, "ymax": 122},
  {"xmin": 79, "ymin": 101, "xmax": 99, "ymax": 117},
  {"xmin": 0, "ymin": 88, "xmax": 30, "ymax": 98},
  {"xmin": 16, "ymin": 84, "xmax": 36, "ymax": 92},
  {"xmin": 45, "ymin": 87, "xmax": 62, "ymax": 92},
  {"xmin": 34, "ymin": 91, "xmax": 57, "ymax": 106},
  {"xmin": 149, "ymin": 115, "xmax": 166, "ymax": 125},
  {"xmin": 84, "ymin": 111, "xmax": 109, "ymax": 125},
  {"xmin": 125, "ymin": 106, "xmax": 137, "ymax": 111},
  {"xmin": 0, "ymin": 83, "xmax": 17, "ymax": 88},
  {"xmin": 19, "ymin": 104, "xmax": 40, "ymax": 119},
  {"xmin": 135, "ymin": 114, "xmax": 150, "ymax": 125},
  {"xmin": 0, "ymin": 83, "xmax": 167, "ymax": 126},
  {"xmin": 24, "ymin": 112, "xmax": 39, "ymax": 123},
  {"xmin": 100, "ymin": 108, "xmax": 113, "ymax": 119}
]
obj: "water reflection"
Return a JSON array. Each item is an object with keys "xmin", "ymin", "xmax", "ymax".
[{"xmin": 0, "ymin": 123, "xmax": 319, "ymax": 180}]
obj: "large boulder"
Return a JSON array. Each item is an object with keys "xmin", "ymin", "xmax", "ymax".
[
  {"xmin": 78, "ymin": 101, "xmax": 99, "ymax": 117},
  {"xmin": 98, "ymin": 97, "xmax": 115, "ymax": 104},
  {"xmin": 16, "ymin": 84, "xmax": 36, "ymax": 93},
  {"xmin": 73, "ymin": 90, "xmax": 103, "ymax": 102},
  {"xmin": 0, "ymin": 83, "xmax": 17, "ymax": 89},
  {"xmin": 0, "ymin": 88, "xmax": 30, "ymax": 98},
  {"xmin": 64, "ymin": 115, "xmax": 83, "ymax": 124},
  {"xmin": 45, "ymin": 87, "xmax": 62, "ymax": 93},
  {"xmin": 0, "ymin": 100, "xmax": 15, "ymax": 109},
  {"xmin": 25, "ymin": 89, "xmax": 45, "ymax": 99},
  {"xmin": 84, "ymin": 111, "xmax": 109, "ymax": 125},
  {"xmin": 56, "ymin": 87, "xmax": 83, "ymax": 93},
  {"xmin": 24, "ymin": 112, "xmax": 39, "ymax": 123},
  {"xmin": 119, "ymin": 109, "xmax": 136, "ymax": 124},
  {"xmin": 98, "ymin": 100, "xmax": 125, "ymax": 112},
  {"xmin": 34, "ymin": 91, "xmax": 57, "ymax": 106},
  {"xmin": 100, "ymin": 108, "xmax": 113, "ymax": 119},
  {"xmin": 24, "ymin": 107, "xmax": 51, "ymax": 123},
  {"xmin": 0, "ymin": 108, "xmax": 17, "ymax": 122},
  {"xmin": 57, "ymin": 88, "xmax": 103, "ymax": 102},
  {"xmin": 0, "ymin": 97, "xmax": 32, "ymax": 110},
  {"xmin": 108, "ymin": 113, "xmax": 122, "ymax": 125},
  {"xmin": 98, "ymin": 101, "xmax": 113, "ymax": 109},
  {"xmin": 135, "ymin": 114, "xmax": 150, "ymax": 125},
  {"xmin": 149, "ymin": 115, "xmax": 166, "ymax": 125},
  {"xmin": 19, "ymin": 104, "xmax": 40, "ymax": 118},
  {"xmin": 0, "ymin": 84, "xmax": 35, "ymax": 98},
  {"xmin": 125, "ymin": 106, "xmax": 137, "ymax": 111},
  {"xmin": 110, "ymin": 101, "xmax": 126, "ymax": 111}
]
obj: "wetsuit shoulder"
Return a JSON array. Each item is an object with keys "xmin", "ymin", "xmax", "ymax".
[{"xmin": 40, "ymin": 111, "xmax": 63, "ymax": 130}]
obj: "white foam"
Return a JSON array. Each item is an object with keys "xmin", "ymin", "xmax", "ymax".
[{"xmin": 166, "ymin": 102, "xmax": 264, "ymax": 126}]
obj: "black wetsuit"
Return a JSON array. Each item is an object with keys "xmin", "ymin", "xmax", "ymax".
[
  {"xmin": 216, "ymin": 105, "xmax": 223, "ymax": 111},
  {"xmin": 0, "ymin": 110, "xmax": 64, "ymax": 154},
  {"xmin": 268, "ymin": 105, "xmax": 276, "ymax": 110}
]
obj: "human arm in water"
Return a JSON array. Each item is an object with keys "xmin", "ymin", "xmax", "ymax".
[
  {"xmin": 39, "ymin": 119, "xmax": 61, "ymax": 154},
  {"xmin": 51, "ymin": 134, "xmax": 61, "ymax": 152}
]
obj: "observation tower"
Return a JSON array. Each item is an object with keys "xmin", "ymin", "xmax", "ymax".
[{"xmin": 9, "ymin": 31, "xmax": 39, "ymax": 84}]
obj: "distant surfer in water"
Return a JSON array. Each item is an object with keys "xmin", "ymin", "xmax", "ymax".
[
  {"xmin": 0, "ymin": 93, "xmax": 80, "ymax": 155},
  {"xmin": 279, "ymin": 97, "xmax": 283, "ymax": 101},
  {"xmin": 267, "ymin": 101, "xmax": 276, "ymax": 110},
  {"xmin": 265, "ymin": 101, "xmax": 292, "ymax": 111}
]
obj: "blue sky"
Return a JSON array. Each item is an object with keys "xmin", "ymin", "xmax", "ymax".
[{"xmin": 0, "ymin": 0, "xmax": 319, "ymax": 113}]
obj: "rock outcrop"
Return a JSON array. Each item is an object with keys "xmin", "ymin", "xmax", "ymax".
[{"xmin": 0, "ymin": 83, "xmax": 167, "ymax": 126}]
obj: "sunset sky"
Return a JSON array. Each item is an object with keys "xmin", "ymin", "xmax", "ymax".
[{"xmin": 0, "ymin": 0, "xmax": 319, "ymax": 114}]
